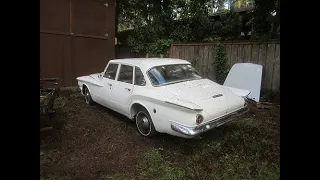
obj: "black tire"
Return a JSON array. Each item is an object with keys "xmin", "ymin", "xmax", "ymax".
[
  {"xmin": 84, "ymin": 87, "xmax": 93, "ymax": 105},
  {"xmin": 135, "ymin": 107, "xmax": 157, "ymax": 137}
]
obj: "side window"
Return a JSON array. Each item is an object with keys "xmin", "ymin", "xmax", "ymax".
[
  {"xmin": 104, "ymin": 63, "xmax": 119, "ymax": 80},
  {"xmin": 117, "ymin": 64, "xmax": 133, "ymax": 84},
  {"xmin": 134, "ymin": 67, "xmax": 146, "ymax": 86}
]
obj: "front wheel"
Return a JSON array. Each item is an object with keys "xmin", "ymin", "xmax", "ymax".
[
  {"xmin": 84, "ymin": 87, "xmax": 93, "ymax": 105},
  {"xmin": 135, "ymin": 108, "xmax": 157, "ymax": 137}
]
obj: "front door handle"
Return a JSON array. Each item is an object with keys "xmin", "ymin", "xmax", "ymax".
[
  {"xmin": 108, "ymin": 83, "xmax": 112, "ymax": 86},
  {"xmin": 125, "ymin": 88, "xmax": 131, "ymax": 91}
]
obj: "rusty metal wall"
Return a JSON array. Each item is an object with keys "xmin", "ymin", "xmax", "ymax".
[{"xmin": 40, "ymin": 0, "xmax": 115, "ymax": 87}]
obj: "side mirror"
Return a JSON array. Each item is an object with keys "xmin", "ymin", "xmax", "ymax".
[{"xmin": 98, "ymin": 72, "xmax": 103, "ymax": 79}]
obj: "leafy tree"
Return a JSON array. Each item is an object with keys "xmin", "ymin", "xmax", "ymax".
[
  {"xmin": 251, "ymin": 0, "xmax": 279, "ymax": 39},
  {"xmin": 117, "ymin": 0, "xmax": 279, "ymax": 55}
]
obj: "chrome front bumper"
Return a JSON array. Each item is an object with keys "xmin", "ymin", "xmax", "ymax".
[{"xmin": 170, "ymin": 106, "xmax": 249, "ymax": 137}]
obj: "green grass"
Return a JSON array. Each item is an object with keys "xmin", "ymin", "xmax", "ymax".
[
  {"xmin": 41, "ymin": 116, "xmax": 279, "ymax": 180},
  {"xmin": 54, "ymin": 96, "xmax": 68, "ymax": 109},
  {"xmin": 260, "ymin": 92, "xmax": 280, "ymax": 103},
  {"xmin": 136, "ymin": 116, "xmax": 280, "ymax": 180},
  {"xmin": 136, "ymin": 149, "xmax": 186, "ymax": 180}
]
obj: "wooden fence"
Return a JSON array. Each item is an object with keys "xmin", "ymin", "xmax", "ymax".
[{"xmin": 169, "ymin": 41, "xmax": 280, "ymax": 92}]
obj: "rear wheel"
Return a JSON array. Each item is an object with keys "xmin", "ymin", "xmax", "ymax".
[
  {"xmin": 135, "ymin": 107, "xmax": 157, "ymax": 137},
  {"xmin": 84, "ymin": 87, "xmax": 93, "ymax": 105}
]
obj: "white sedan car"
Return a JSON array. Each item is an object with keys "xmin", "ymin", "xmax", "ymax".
[{"xmin": 76, "ymin": 58, "xmax": 262, "ymax": 138}]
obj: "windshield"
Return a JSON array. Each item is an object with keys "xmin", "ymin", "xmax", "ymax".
[{"xmin": 147, "ymin": 64, "xmax": 202, "ymax": 86}]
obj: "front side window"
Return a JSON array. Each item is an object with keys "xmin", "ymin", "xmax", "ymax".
[
  {"xmin": 148, "ymin": 64, "xmax": 202, "ymax": 86},
  {"xmin": 104, "ymin": 63, "xmax": 119, "ymax": 80},
  {"xmin": 117, "ymin": 64, "xmax": 133, "ymax": 84}
]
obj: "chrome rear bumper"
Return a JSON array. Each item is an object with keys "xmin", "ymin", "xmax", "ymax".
[{"xmin": 170, "ymin": 106, "xmax": 249, "ymax": 137}]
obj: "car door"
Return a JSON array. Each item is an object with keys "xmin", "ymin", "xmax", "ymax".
[
  {"xmin": 98, "ymin": 63, "xmax": 119, "ymax": 108},
  {"xmin": 110, "ymin": 64, "xmax": 134, "ymax": 116}
]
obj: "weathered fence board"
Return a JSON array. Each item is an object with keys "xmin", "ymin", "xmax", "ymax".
[
  {"xmin": 258, "ymin": 44, "xmax": 267, "ymax": 90},
  {"xmin": 231, "ymin": 45, "xmax": 238, "ymax": 66},
  {"xmin": 225, "ymin": 45, "xmax": 232, "ymax": 66},
  {"xmin": 272, "ymin": 44, "xmax": 280, "ymax": 92},
  {"xmin": 251, "ymin": 44, "xmax": 259, "ymax": 64},
  {"xmin": 207, "ymin": 46, "xmax": 215, "ymax": 80},
  {"xmin": 265, "ymin": 44, "xmax": 275, "ymax": 91},
  {"xmin": 169, "ymin": 41, "xmax": 280, "ymax": 92},
  {"xmin": 244, "ymin": 45, "xmax": 251, "ymax": 63}
]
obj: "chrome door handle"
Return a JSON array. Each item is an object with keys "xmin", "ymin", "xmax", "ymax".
[{"xmin": 125, "ymin": 88, "xmax": 131, "ymax": 91}]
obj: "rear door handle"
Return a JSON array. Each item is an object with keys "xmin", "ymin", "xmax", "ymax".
[{"xmin": 125, "ymin": 88, "xmax": 131, "ymax": 91}]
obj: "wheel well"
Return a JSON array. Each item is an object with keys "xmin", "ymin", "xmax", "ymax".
[
  {"xmin": 82, "ymin": 84, "xmax": 87, "ymax": 94},
  {"xmin": 131, "ymin": 103, "xmax": 147, "ymax": 120}
]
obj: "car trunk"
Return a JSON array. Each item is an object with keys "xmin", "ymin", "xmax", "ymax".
[{"xmin": 162, "ymin": 79, "xmax": 244, "ymax": 121}]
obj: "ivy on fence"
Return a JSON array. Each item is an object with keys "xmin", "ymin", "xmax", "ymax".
[{"xmin": 212, "ymin": 42, "xmax": 230, "ymax": 84}]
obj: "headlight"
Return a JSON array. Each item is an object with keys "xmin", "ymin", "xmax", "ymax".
[{"xmin": 196, "ymin": 114, "xmax": 204, "ymax": 125}]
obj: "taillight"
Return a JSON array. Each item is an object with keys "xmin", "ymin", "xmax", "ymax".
[{"xmin": 196, "ymin": 114, "xmax": 204, "ymax": 125}]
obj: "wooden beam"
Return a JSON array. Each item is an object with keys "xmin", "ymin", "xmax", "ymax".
[{"xmin": 40, "ymin": 30, "xmax": 108, "ymax": 40}]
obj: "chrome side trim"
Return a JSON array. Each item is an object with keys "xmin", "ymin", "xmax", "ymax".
[{"xmin": 165, "ymin": 101, "xmax": 203, "ymax": 111}]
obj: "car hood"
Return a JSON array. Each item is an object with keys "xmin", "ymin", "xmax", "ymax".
[
  {"xmin": 162, "ymin": 79, "xmax": 246, "ymax": 120},
  {"xmin": 89, "ymin": 73, "xmax": 101, "ymax": 79}
]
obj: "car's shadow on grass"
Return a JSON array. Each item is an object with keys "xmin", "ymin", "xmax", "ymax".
[{"xmin": 93, "ymin": 102, "xmax": 136, "ymax": 126}]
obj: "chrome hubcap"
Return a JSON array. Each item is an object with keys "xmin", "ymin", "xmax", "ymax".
[
  {"xmin": 137, "ymin": 112, "xmax": 151, "ymax": 135},
  {"xmin": 141, "ymin": 117, "xmax": 150, "ymax": 130}
]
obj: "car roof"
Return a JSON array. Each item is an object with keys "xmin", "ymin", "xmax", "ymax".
[{"xmin": 108, "ymin": 58, "xmax": 191, "ymax": 70}]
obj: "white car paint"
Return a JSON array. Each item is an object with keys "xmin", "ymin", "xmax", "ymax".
[
  {"xmin": 224, "ymin": 63, "xmax": 263, "ymax": 102},
  {"xmin": 76, "ymin": 58, "xmax": 261, "ymax": 138}
]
